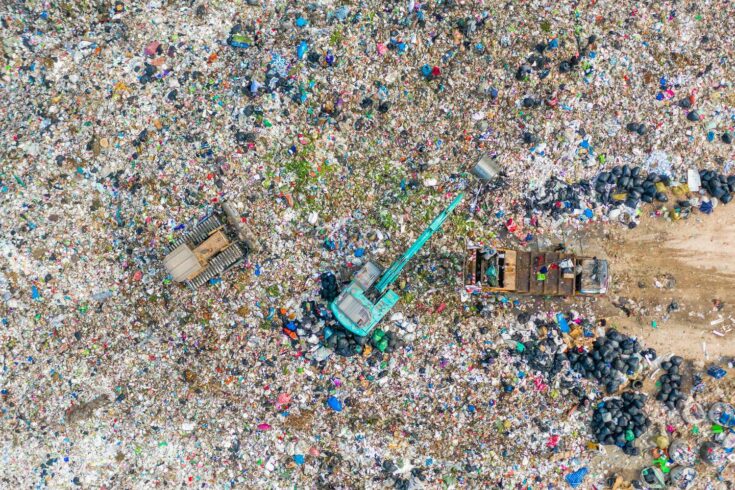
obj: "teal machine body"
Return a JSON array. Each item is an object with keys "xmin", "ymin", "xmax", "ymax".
[{"xmin": 329, "ymin": 194, "xmax": 464, "ymax": 337}]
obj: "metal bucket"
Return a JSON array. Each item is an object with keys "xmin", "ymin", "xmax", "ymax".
[{"xmin": 471, "ymin": 155, "xmax": 501, "ymax": 181}]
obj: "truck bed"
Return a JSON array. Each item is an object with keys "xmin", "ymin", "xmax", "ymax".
[
  {"xmin": 464, "ymin": 248, "xmax": 603, "ymax": 297},
  {"xmin": 544, "ymin": 252, "xmax": 560, "ymax": 295}
]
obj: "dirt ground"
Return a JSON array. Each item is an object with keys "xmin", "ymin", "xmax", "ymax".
[
  {"xmin": 575, "ymin": 204, "xmax": 735, "ymax": 361},
  {"xmin": 575, "ymin": 206, "xmax": 735, "ymax": 488}
]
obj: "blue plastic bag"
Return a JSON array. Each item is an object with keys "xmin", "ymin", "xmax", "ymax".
[
  {"xmin": 565, "ymin": 467, "xmax": 588, "ymax": 488},
  {"xmin": 707, "ymin": 366, "xmax": 727, "ymax": 379},
  {"xmin": 327, "ymin": 396, "xmax": 343, "ymax": 412},
  {"xmin": 297, "ymin": 40, "xmax": 308, "ymax": 60},
  {"xmin": 556, "ymin": 313, "xmax": 570, "ymax": 333}
]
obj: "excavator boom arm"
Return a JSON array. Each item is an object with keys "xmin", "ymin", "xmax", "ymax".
[{"xmin": 375, "ymin": 193, "xmax": 464, "ymax": 293}]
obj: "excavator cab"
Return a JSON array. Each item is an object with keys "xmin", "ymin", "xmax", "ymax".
[{"xmin": 330, "ymin": 260, "xmax": 400, "ymax": 337}]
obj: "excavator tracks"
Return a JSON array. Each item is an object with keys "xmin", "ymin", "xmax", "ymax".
[
  {"xmin": 164, "ymin": 214, "xmax": 223, "ymax": 255},
  {"xmin": 186, "ymin": 244, "xmax": 244, "ymax": 288}
]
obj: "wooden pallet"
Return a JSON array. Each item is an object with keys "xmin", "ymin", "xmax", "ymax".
[
  {"xmin": 544, "ymin": 252, "xmax": 560, "ymax": 295},
  {"xmin": 516, "ymin": 252, "xmax": 531, "ymax": 293},
  {"xmin": 503, "ymin": 250, "xmax": 517, "ymax": 290},
  {"xmin": 465, "ymin": 250, "xmax": 477, "ymax": 285}
]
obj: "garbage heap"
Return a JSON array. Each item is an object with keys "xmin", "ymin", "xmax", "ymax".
[
  {"xmin": 2, "ymin": 0, "xmax": 735, "ymax": 488},
  {"xmin": 591, "ymin": 392, "xmax": 649, "ymax": 456}
]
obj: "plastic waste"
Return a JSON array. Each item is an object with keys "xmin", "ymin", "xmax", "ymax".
[
  {"xmin": 564, "ymin": 467, "xmax": 588, "ymax": 488},
  {"xmin": 327, "ymin": 396, "xmax": 343, "ymax": 412}
]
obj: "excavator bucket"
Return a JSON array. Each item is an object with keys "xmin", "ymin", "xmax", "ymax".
[
  {"xmin": 222, "ymin": 202, "xmax": 261, "ymax": 254},
  {"xmin": 471, "ymin": 154, "xmax": 501, "ymax": 181}
]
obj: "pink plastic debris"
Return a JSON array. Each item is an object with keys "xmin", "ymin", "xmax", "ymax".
[
  {"xmin": 145, "ymin": 41, "xmax": 161, "ymax": 56},
  {"xmin": 546, "ymin": 434, "xmax": 560, "ymax": 448},
  {"xmin": 276, "ymin": 393, "xmax": 291, "ymax": 408}
]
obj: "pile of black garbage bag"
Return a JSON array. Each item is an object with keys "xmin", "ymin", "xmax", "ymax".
[
  {"xmin": 567, "ymin": 329, "xmax": 642, "ymax": 394},
  {"xmin": 594, "ymin": 165, "xmax": 670, "ymax": 207},
  {"xmin": 655, "ymin": 355, "xmax": 686, "ymax": 410},
  {"xmin": 591, "ymin": 391, "xmax": 650, "ymax": 455},
  {"xmin": 525, "ymin": 165, "xmax": 734, "ymax": 217}
]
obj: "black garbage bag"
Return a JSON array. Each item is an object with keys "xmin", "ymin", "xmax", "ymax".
[{"xmin": 319, "ymin": 272, "xmax": 340, "ymax": 302}]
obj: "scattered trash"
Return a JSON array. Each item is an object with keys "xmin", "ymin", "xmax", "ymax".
[
  {"xmin": 3, "ymin": 1, "xmax": 734, "ymax": 488},
  {"xmin": 707, "ymin": 365, "xmax": 727, "ymax": 379}
]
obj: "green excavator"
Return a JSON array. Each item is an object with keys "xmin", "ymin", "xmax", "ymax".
[{"xmin": 329, "ymin": 193, "xmax": 464, "ymax": 337}]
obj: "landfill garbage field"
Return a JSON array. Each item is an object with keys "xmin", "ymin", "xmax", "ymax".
[{"xmin": 2, "ymin": 1, "xmax": 735, "ymax": 489}]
